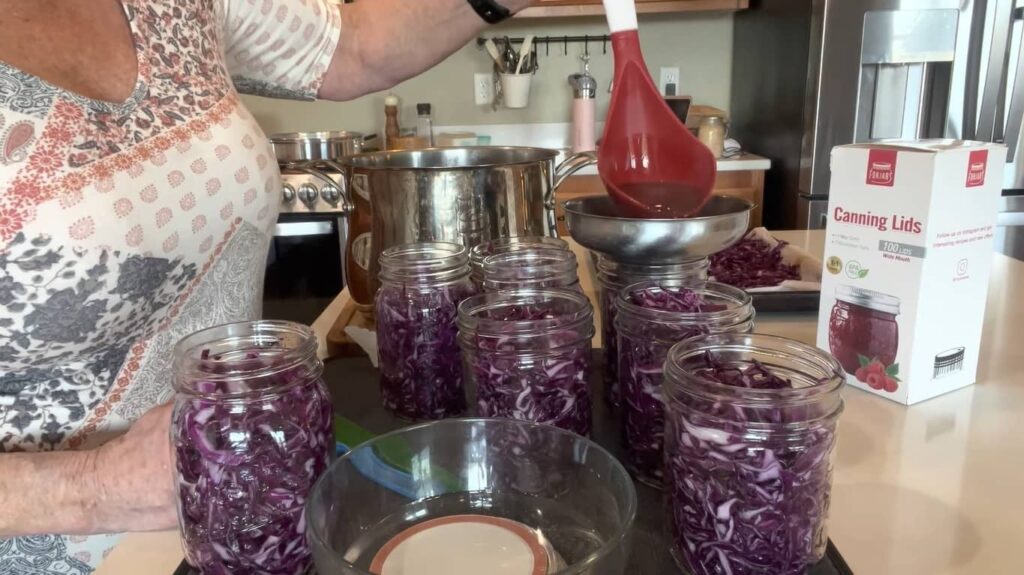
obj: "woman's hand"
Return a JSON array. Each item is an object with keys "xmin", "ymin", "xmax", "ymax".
[{"xmin": 89, "ymin": 402, "xmax": 179, "ymax": 533}]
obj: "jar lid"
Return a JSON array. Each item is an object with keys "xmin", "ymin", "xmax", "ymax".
[
  {"xmin": 835, "ymin": 285, "xmax": 900, "ymax": 315},
  {"xmin": 370, "ymin": 515, "xmax": 554, "ymax": 575},
  {"xmin": 934, "ymin": 347, "xmax": 965, "ymax": 366}
]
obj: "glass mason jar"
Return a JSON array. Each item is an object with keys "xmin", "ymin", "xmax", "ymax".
[
  {"xmin": 698, "ymin": 115, "xmax": 728, "ymax": 159},
  {"xmin": 663, "ymin": 333, "xmax": 844, "ymax": 575},
  {"xmin": 457, "ymin": 288, "xmax": 595, "ymax": 436},
  {"xmin": 376, "ymin": 242, "xmax": 476, "ymax": 420},
  {"xmin": 615, "ymin": 280, "xmax": 753, "ymax": 486},
  {"xmin": 596, "ymin": 256, "xmax": 710, "ymax": 409},
  {"xmin": 469, "ymin": 235, "xmax": 570, "ymax": 287},
  {"xmin": 172, "ymin": 320, "xmax": 333, "ymax": 575},
  {"xmin": 828, "ymin": 285, "xmax": 900, "ymax": 376},
  {"xmin": 480, "ymin": 247, "xmax": 580, "ymax": 292}
]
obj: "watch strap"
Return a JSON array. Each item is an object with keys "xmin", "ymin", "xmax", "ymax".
[{"xmin": 466, "ymin": 0, "xmax": 512, "ymax": 24}]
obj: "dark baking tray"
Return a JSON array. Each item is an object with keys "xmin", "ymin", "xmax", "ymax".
[
  {"xmin": 174, "ymin": 543, "xmax": 852, "ymax": 574},
  {"xmin": 750, "ymin": 290, "xmax": 821, "ymax": 313},
  {"xmin": 173, "ymin": 353, "xmax": 854, "ymax": 575}
]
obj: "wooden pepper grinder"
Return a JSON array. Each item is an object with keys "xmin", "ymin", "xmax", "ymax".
[{"xmin": 384, "ymin": 94, "xmax": 400, "ymax": 150}]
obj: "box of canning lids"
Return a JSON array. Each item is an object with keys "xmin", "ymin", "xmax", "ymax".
[{"xmin": 817, "ymin": 140, "xmax": 1006, "ymax": 405}]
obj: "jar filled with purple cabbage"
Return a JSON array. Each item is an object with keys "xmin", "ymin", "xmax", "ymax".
[
  {"xmin": 376, "ymin": 242, "xmax": 475, "ymax": 420},
  {"xmin": 596, "ymin": 257, "xmax": 710, "ymax": 410},
  {"xmin": 469, "ymin": 235, "xmax": 570, "ymax": 287},
  {"xmin": 457, "ymin": 288, "xmax": 595, "ymax": 435},
  {"xmin": 615, "ymin": 281, "xmax": 753, "ymax": 486},
  {"xmin": 171, "ymin": 320, "xmax": 333, "ymax": 575},
  {"xmin": 664, "ymin": 333, "xmax": 844, "ymax": 575},
  {"xmin": 480, "ymin": 247, "xmax": 580, "ymax": 292}
]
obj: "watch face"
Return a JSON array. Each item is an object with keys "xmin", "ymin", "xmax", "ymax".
[{"xmin": 469, "ymin": 0, "xmax": 510, "ymax": 23}]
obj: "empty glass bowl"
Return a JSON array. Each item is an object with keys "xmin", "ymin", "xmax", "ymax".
[{"xmin": 306, "ymin": 418, "xmax": 637, "ymax": 574}]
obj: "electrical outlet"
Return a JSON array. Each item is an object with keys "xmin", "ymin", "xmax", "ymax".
[
  {"xmin": 659, "ymin": 67, "xmax": 680, "ymax": 96},
  {"xmin": 474, "ymin": 73, "xmax": 494, "ymax": 106}
]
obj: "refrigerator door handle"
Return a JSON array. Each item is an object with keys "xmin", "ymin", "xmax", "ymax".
[
  {"xmin": 978, "ymin": 0, "xmax": 1015, "ymax": 142},
  {"xmin": 1004, "ymin": 10, "xmax": 1024, "ymax": 158},
  {"xmin": 1004, "ymin": 37, "xmax": 1024, "ymax": 157}
]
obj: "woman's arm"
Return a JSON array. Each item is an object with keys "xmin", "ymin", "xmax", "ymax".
[
  {"xmin": 319, "ymin": 0, "xmax": 533, "ymax": 101},
  {"xmin": 0, "ymin": 403, "xmax": 177, "ymax": 537}
]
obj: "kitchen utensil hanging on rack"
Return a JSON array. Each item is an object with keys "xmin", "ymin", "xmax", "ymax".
[
  {"xmin": 515, "ymin": 35, "xmax": 535, "ymax": 74},
  {"xmin": 476, "ymin": 34, "xmax": 610, "ymax": 67},
  {"xmin": 484, "ymin": 38, "xmax": 506, "ymax": 72},
  {"xmin": 598, "ymin": 0, "xmax": 717, "ymax": 218}
]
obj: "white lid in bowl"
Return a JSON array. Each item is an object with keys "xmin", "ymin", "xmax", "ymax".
[{"xmin": 370, "ymin": 514, "xmax": 550, "ymax": 575}]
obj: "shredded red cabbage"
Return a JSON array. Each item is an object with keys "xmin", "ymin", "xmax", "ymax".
[
  {"xmin": 376, "ymin": 281, "xmax": 475, "ymax": 420},
  {"xmin": 174, "ymin": 356, "xmax": 332, "ymax": 575},
  {"xmin": 710, "ymin": 235, "xmax": 800, "ymax": 288},
  {"xmin": 628, "ymin": 287, "xmax": 727, "ymax": 313},
  {"xmin": 460, "ymin": 295, "xmax": 594, "ymax": 436},
  {"xmin": 666, "ymin": 353, "xmax": 837, "ymax": 575},
  {"xmin": 597, "ymin": 258, "xmax": 710, "ymax": 411},
  {"xmin": 617, "ymin": 285, "xmax": 750, "ymax": 484},
  {"xmin": 699, "ymin": 351, "xmax": 794, "ymax": 390}
]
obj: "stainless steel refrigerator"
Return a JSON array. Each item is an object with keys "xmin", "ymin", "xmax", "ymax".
[{"xmin": 731, "ymin": 0, "xmax": 1024, "ymax": 259}]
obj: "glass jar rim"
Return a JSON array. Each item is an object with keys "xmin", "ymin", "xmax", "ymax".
[
  {"xmin": 380, "ymin": 242, "xmax": 469, "ymax": 284},
  {"xmin": 481, "ymin": 247, "xmax": 577, "ymax": 279},
  {"xmin": 172, "ymin": 320, "xmax": 320, "ymax": 399},
  {"xmin": 664, "ymin": 333, "xmax": 844, "ymax": 424},
  {"xmin": 615, "ymin": 280, "xmax": 754, "ymax": 328},
  {"xmin": 469, "ymin": 236, "xmax": 569, "ymax": 270},
  {"xmin": 457, "ymin": 288, "xmax": 593, "ymax": 338},
  {"xmin": 835, "ymin": 285, "xmax": 900, "ymax": 315},
  {"xmin": 596, "ymin": 257, "xmax": 710, "ymax": 288}
]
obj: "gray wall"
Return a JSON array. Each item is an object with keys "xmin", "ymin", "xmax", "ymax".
[{"xmin": 244, "ymin": 13, "xmax": 734, "ymax": 135}]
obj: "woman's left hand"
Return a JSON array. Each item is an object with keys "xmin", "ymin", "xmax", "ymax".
[{"xmin": 89, "ymin": 402, "xmax": 179, "ymax": 533}]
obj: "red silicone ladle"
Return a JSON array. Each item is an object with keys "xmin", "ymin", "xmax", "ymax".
[{"xmin": 598, "ymin": 0, "xmax": 717, "ymax": 218}]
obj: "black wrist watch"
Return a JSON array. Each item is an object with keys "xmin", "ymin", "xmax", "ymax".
[{"xmin": 466, "ymin": 0, "xmax": 512, "ymax": 24}]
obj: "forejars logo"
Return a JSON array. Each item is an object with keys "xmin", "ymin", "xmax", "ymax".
[
  {"xmin": 866, "ymin": 149, "xmax": 897, "ymax": 187},
  {"xmin": 966, "ymin": 150, "xmax": 988, "ymax": 188}
]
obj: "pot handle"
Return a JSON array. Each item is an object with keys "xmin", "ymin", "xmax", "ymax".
[{"xmin": 547, "ymin": 151, "xmax": 598, "ymax": 236}]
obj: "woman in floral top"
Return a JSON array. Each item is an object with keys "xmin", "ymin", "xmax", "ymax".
[{"xmin": 0, "ymin": 0, "xmax": 531, "ymax": 572}]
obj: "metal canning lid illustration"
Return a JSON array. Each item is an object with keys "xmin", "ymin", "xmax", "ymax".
[{"xmin": 933, "ymin": 347, "xmax": 966, "ymax": 379}]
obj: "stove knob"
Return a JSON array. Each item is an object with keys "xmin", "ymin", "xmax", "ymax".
[
  {"xmin": 281, "ymin": 183, "xmax": 296, "ymax": 203},
  {"xmin": 320, "ymin": 184, "xmax": 341, "ymax": 206},
  {"xmin": 297, "ymin": 183, "xmax": 319, "ymax": 207}
]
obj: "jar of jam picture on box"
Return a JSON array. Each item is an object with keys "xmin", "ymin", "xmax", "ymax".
[{"xmin": 828, "ymin": 285, "xmax": 900, "ymax": 392}]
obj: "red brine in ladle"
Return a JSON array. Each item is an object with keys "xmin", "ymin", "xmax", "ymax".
[{"xmin": 599, "ymin": 0, "xmax": 717, "ymax": 218}]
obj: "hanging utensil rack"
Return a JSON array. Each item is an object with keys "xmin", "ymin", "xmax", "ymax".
[{"xmin": 476, "ymin": 34, "xmax": 613, "ymax": 56}]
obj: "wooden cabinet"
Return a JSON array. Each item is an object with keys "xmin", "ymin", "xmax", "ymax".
[
  {"xmin": 553, "ymin": 168, "xmax": 765, "ymax": 236},
  {"xmin": 518, "ymin": 0, "xmax": 748, "ymax": 17}
]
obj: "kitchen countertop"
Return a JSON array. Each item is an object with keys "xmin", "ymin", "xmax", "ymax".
[{"xmin": 95, "ymin": 230, "xmax": 1023, "ymax": 575}]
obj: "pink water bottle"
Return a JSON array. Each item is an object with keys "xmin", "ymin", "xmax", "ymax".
[{"xmin": 569, "ymin": 56, "xmax": 598, "ymax": 153}]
